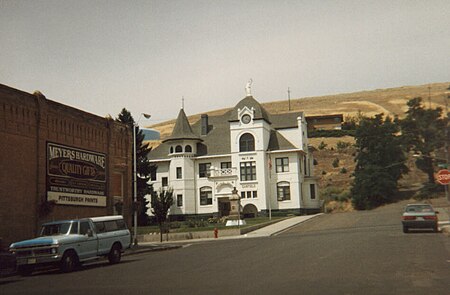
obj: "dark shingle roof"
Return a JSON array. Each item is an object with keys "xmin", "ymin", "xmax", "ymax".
[
  {"xmin": 270, "ymin": 112, "xmax": 304, "ymax": 129},
  {"xmin": 163, "ymin": 108, "xmax": 201, "ymax": 142},
  {"xmin": 228, "ymin": 96, "xmax": 271, "ymax": 123},
  {"xmin": 192, "ymin": 111, "xmax": 231, "ymax": 156},
  {"xmin": 267, "ymin": 130, "xmax": 297, "ymax": 151},
  {"xmin": 148, "ymin": 142, "xmax": 170, "ymax": 160},
  {"xmin": 149, "ymin": 99, "xmax": 303, "ymax": 161}
]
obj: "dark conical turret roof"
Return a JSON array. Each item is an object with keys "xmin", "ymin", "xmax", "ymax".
[
  {"xmin": 229, "ymin": 95, "xmax": 271, "ymax": 123},
  {"xmin": 163, "ymin": 108, "xmax": 201, "ymax": 143}
]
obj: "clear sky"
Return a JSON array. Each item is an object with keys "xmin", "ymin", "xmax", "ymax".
[{"xmin": 1, "ymin": 0, "xmax": 449, "ymax": 125}]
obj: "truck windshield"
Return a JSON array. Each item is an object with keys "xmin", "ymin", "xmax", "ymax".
[{"xmin": 40, "ymin": 222, "xmax": 72, "ymax": 236}]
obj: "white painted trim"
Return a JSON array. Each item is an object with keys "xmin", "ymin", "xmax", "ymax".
[{"xmin": 267, "ymin": 149, "xmax": 306, "ymax": 154}]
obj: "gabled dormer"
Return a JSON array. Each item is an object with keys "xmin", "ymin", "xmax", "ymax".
[
  {"xmin": 228, "ymin": 96, "xmax": 271, "ymax": 125},
  {"xmin": 238, "ymin": 106, "xmax": 254, "ymax": 126}
]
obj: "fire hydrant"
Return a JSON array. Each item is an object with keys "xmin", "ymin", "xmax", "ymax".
[{"xmin": 214, "ymin": 227, "xmax": 218, "ymax": 238}]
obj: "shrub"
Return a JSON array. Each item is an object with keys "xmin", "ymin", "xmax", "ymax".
[
  {"xmin": 340, "ymin": 167, "xmax": 347, "ymax": 174},
  {"xmin": 321, "ymin": 187, "xmax": 352, "ymax": 212},
  {"xmin": 208, "ymin": 217, "xmax": 225, "ymax": 224},
  {"xmin": 309, "ymin": 129, "xmax": 356, "ymax": 138},
  {"xmin": 336, "ymin": 141, "xmax": 352, "ymax": 151},
  {"xmin": 332, "ymin": 158, "xmax": 340, "ymax": 168},
  {"xmin": 186, "ymin": 219, "xmax": 209, "ymax": 228},
  {"xmin": 320, "ymin": 186, "xmax": 346, "ymax": 200},
  {"xmin": 169, "ymin": 221, "xmax": 182, "ymax": 229},
  {"xmin": 415, "ymin": 183, "xmax": 444, "ymax": 200},
  {"xmin": 318, "ymin": 141, "xmax": 328, "ymax": 150}
]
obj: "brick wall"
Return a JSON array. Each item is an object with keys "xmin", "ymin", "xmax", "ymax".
[{"xmin": 0, "ymin": 84, "xmax": 132, "ymax": 249}]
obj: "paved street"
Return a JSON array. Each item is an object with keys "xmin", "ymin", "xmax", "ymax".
[{"xmin": 2, "ymin": 200, "xmax": 449, "ymax": 295}]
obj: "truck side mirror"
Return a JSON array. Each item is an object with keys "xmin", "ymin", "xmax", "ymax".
[{"xmin": 87, "ymin": 229, "xmax": 93, "ymax": 237}]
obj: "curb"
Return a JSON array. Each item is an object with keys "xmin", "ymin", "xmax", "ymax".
[
  {"xmin": 440, "ymin": 225, "xmax": 450, "ymax": 236},
  {"xmin": 124, "ymin": 244, "xmax": 182, "ymax": 256}
]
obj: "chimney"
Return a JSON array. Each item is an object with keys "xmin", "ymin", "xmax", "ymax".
[{"xmin": 201, "ymin": 114, "xmax": 209, "ymax": 135}]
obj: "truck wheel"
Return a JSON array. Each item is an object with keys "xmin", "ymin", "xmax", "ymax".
[
  {"xmin": 18, "ymin": 265, "xmax": 34, "ymax": 276},
  {"xmin": 108, "ymin": 244, "xmax": 122, "ymax": 264},
  {"xmin": 60, "ymin": 251, "xmax": 79, "ymax": 273}
]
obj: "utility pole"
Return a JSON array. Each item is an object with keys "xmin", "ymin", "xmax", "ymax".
[
  {"xmin": 445, "ymin": 91, "xmax": 449, "ymax": 201},
  {"xmin": 288, "ymin": 87, "xmax": 291, "ymax": 111},
  {"xmin": 133, "ymin": 113, "xmax": 151, "ymax": 246},
  {"xmin": 428, "ymin": 85, "xmax": 431, "ymax": 108}
]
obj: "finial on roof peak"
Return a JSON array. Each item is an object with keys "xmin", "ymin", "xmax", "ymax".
[{"xmin": 33, "ymin": 90, "xmax": 46, "ymax": 99}]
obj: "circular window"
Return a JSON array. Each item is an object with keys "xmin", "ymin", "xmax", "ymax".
[{"xmin": 241, "ymin": 114, "xmax": 251, "ymax": 124}]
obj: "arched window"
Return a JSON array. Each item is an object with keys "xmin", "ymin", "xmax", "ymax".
[
  {"xmin": 277, "ymin": 181, "xmax": 291, "ymax": 201},
  {"xmin": 175, "ymin": 145, "xmax": 182, "ymax": 153},
  {"xmin": 185, "ymin": 145, "xmax": 192, "ymax": 153},
  {"xmin": 243, "ymin": 204, "xmax": 258, "ymax": 218},
  {"xmin": 199, "ymin": 186, "xmax": 213, "ymax": 206},
  {"xmin": 239, "ymin": 133, "xmax": 255, "ymax": 152},
  {"xmin": 170, "ymin": 146, "xmax": 174, "ymax": 154}
]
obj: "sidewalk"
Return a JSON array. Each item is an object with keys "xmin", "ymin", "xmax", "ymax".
[
  {"xmin": 126, "ymin": 213, "xmax": 323, "ymax": 256},
  {"xmin": 429, "ymin": 197, "xmax": 450, "ymax": 235},
  {"xmin": 244, "ymin": 214, "xmax": 323, "ymax": 237}
]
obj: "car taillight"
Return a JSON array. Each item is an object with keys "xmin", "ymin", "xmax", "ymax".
[
  {"xmin": 402, "ymin": 216, "xmax": 416, "ymax": 220},
  {"xmin": 423, "ymin": 216, "xmax": 437, "ymax": 220}
]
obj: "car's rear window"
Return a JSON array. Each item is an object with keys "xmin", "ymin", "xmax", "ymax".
[
  {"xmin": 94, "ymin": 221, "xmax": 106, "ymax": 233},
  {"xmin": 94, "ymin": 219, "xmax": 127, "ymax": 233},
  {"xmin": 405, "ymin": 205, "xmax": 433, "ymax": 213}
]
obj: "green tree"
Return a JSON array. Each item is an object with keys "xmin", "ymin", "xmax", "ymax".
[
  {"xmin": 116, "ymin": 108, "xmax": 155, "ymax": 225},
  {"xmin": 351, "ymin": 114, "xmax": 408, "ymax": 210},
  {"xmin": 318, "ymin": 141, "xmax": 327, "ymax": 150},
  {"xmin": 400, "ymin": 97, "xmax": 447, "ymax": 184},
  {"xmin": 150, "ymin": 188, "xmax": 174, "ymax": 242}
]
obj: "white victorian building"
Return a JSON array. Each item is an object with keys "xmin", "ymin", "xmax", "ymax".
[{"xmin": 146, "ymin": 93, "xmax": 320, "ymax": 219}]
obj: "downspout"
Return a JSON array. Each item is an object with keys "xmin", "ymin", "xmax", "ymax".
[
  {"xmin": 298, "ymin": 152, "xmax": 303, "ymax": 213},
  {"xmin": 34, "ymin": 92, "xmax": 43, "ymax": 235},
  {"xmin": 193, "ymin": 155, "xmax": 197, "ymax": 215}
]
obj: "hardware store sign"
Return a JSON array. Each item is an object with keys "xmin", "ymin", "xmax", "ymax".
[{"xmin": 47, "ymin": 143, "xmax": 107, "ymax": 207}]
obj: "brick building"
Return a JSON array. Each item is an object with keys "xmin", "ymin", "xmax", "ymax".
[{"xmin": 0, "ymin": 84, "xmax": 133, "ymax": 249}]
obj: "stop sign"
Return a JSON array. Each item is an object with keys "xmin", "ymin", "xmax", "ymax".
[{"xmin": 435, "ymin": 169, "xmax": 450, "ymax": 185}]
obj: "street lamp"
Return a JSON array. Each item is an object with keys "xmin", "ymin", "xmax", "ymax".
[{"xmin": 133, "ymin": 113, "xmax": 151, "ymax": 246}]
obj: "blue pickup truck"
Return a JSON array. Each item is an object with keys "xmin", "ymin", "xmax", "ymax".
[{"xmin": 9, "ymin": 215, "xmax": 131, "ymax": 275}]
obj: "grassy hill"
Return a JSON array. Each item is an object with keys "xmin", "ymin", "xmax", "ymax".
[
  {"xmin": 149, "ymin": 82, "xmax": 450, "ymax": 139},
  {"xmin": 148, "ymin": 82, "xmax": 449, "ymax": 209}
]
